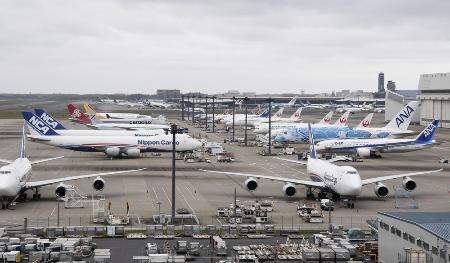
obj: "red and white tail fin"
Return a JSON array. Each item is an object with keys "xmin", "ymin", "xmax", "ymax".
[
  {"xmin": 273, "ymin": 108, "xmax": 284, "ymax": 118},
  {"xmin": 334, "ymin": 111, "xmax": 350, "ymax": 126},
  {"xmin": 289, "ymin": 108, "xmax": 302, "ymax": 121},
  {"xmin": 67, "ymin": 104, "xmax": 91, "ymax": 123},
  {"xmin": 317, "ymin": 111, "xmax": 334, "ymax": 125},
  {"xmin": 356, "ymin": 113, "xmax": 374, "ymax": 128}
]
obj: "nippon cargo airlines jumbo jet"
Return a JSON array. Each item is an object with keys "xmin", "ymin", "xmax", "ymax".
[
  {"xmin": 201, "ymin": 124, "xmax": 442, "ymax": 208},
  {"xmin": 316, "ymin": 120, "xmax": 439, "ymax": 158},
  {"xmin": 34, "ymin": 109, "xmax": 165, "ymax": 137},
  {"xmin": 0, "ymin": 126, "xmax": 144, "ymax": 208},
  {"xmin": 23, "ymin": 112, "xmax": 202, "ymax": 158}
]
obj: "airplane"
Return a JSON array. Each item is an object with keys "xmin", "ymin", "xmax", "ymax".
[
  {"xmin": 336, "ymin": 103, "xmax": 369, "ymax": 114},
  {"xmin": 374, "ymin": 107, "xmax": 385, "ymax": 113},
  {"xmin": 254, "ymin": 110, "xmax": 337, "ymax": 134},
  {"xmin": 83, "ymin": 103, "xmax": 153, "ymax": 120},
  {"xmin": 34, "ymin": 109, "xmax": 166, "ymax": 137},
  {"xmin": 298, "ymin": 100, "xmax": 329, "ymax": 109},
  {"xmin": 143, "ymin": 99, "xmax": 175, "ymax": 109},
  {"xmin": 226, "ymin": 108, "xmax": 284, "ymax": 127},
  {"xmin": 357, "ymin": 101, "xmax": 419, "ymax": 137},
  {"xmin": 316, "ymin": 120, "xmax": 439, "ymax": 158},
  {"xmin": 268, "ymin": 111, "xmax": 350, "ymax": 138},
  {"xmin": 270, "ymin": 97, "xmax": 298, "ymax": 108},
  {"xmin": 274, "ymin": 102, "xmax": 419, "ymax": 143},
  {"xmin": 87, "ymin": 116, "xmax": 170, "ymax": 130},
  {"xmin": 23, "ymin": 112, "xmax": 202, "ymax": 158},
  {"xmin": 201, "ymin": 123, "xmax": 442, "ymax": 208},
  {"xmin": 218, "ymin": 108, "xmax": 268, "ymax": 124},
  {"xmin": 97, "ymin": 96, "xmax": 124, "ymax": 104},
  {"xmin": 0, "ymin": 125, "xmax": 145, "ymax": 208},
  {"xmin": 256, "ymin": 108, "xmax": 303, "ymax": 124}
]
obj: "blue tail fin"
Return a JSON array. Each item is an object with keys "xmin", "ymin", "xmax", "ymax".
[
  {"xmin": 22, "ymin": 112, "xmax": 60, "ymax": 136},
  {"xmin": 259, "ymin": 109, "xmax": 269, "ymax": 118},
  {"xmin": 308, "ymin": 123, "xmax": 317, "ymax": 159},
  {"xmin": 34, "ymin": 109, "xmax": 66, "ymax": 130},
  {"xmin": 20, "ymin": 123, "xmax": 26, "ymax": 158},
  {"xmin": 415, "ymin": 119, "xmax": 439, "ymax": 143}
]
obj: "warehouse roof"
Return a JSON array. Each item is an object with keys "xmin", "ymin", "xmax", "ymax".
[{"xmin": 379, "ymin": 212, "xmax": 450, "ymax": 243}]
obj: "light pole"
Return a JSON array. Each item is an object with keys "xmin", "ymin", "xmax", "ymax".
[
  {"xmin": 244, "ymin": 97, "xmax": 248, "ymax": 146},
  {"xmin": 268, "ymin": 97, "xmax": 273, "ymax": 156},
  {"xmin": 212, "ymin": 96, "xmax": 216, "ymax": 133},
  {"xmin": 205, "ymin": 96, "xmax": 208, "ymax": 130},
  {"xmin": 170, "ymin": 124, "xmax": 177, "ymax": 223},
  {"xmin": 232, "ymin": 96, "xmax": 235, "ymax": 142},
  {"xmin": 181, "ymin": 95, "xmax": 185, "ymax": 121}
]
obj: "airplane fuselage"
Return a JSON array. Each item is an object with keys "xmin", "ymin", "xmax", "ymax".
[
  {"xmin": 0, "ymin": 158, "xmax": 31, "ymax": 198},
  {"xmin": 307, "ymin": 158, "xmax": 362, "ymax": 197}
]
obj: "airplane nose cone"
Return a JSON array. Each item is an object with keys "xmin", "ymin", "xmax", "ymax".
[
  {"xmin": 344, "ymin": 177, "xmax": 362, "ymax": 196},
  {"xmin": 192, "ymin": 139, "xmax": 203, "ymax": 149}
]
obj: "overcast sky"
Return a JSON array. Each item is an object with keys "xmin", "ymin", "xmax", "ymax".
[{"xmin": 1, "ymin": 0, "xmax": 449, "ymax": 94}]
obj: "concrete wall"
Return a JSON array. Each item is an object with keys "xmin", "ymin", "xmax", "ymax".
[{"xmin": 378, "ymin": 214, "xmax": 450, "ymax": 263}]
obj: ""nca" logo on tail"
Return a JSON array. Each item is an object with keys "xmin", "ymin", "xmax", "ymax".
[{"xmin": 29, "ymin": 116, "xmax": 51, "ymax": 134}]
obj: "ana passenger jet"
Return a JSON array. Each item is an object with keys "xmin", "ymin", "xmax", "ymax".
[{"xmin": 201, "ymin": 124, "xmax": 442, "ymax": 208}]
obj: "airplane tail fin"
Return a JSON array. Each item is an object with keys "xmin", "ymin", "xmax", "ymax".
[
  {"xmin": 385, "ymin": 101, "xmax": 420, "ymax": 131},
  {"xmin": 20, "ymin": 123, "xmax": 26, "ymax": 158},
  {"xmin": 34, "ymin": 109, "xmax": 66, "ymax": 130},
  {"xmin": 356, "ymin": 113, "xmax": 374, "ymax": 128},
  {"xmin": 83, "ymin": 103, "xmax": 98, "ymax": 116},
  {"xmin": 317, "ymin": 111, "xmax": 334, "ymax": 125},
  {"xmin": 288, "ymin": 97, "xmax": 297, "ymax": 106},
  {"xmin": 414, "ymin": 119, "xmax": 439, "ymax": 143},
  {"xmin": 22, "ymin": 111, "xmax": 60, "ymax": 136},
  {"xmin": 273, "ymin": 108, "xmax": 284, "ymax": 118},
  {"xmin": 308, "ymin": 123, "xmax": 317, "ymax": 159},
  {"xmin": 67, "ymin": 104, "xmax": 91, "ymax": 123},
  {"xmin": 90, "ymin": 115, "xmax": 104, "ymax": 125},
  {"xmin": 289, "ymin": 108, "xmax": 303, "ymax": 121},
  {"xmin": 334, "ymin": 111, "xmax": 350, "ymax": 126},
  {"xmin": 259, "ymin": 109, "xmax": 269, "ymax": 118}
]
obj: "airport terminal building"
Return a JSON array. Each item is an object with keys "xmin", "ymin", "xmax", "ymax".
[
  {"xmin": 418, "ymin": 73, "xmax": 450, "ymax": 128},
  {"xmin": 378, "ymin": 212, "xmax": 450, "ymax": 263}
]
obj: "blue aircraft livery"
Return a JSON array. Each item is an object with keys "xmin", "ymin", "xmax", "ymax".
[
  {"xmin": 395, "ymin": 104, "xmax": 415, "ymax": 129},
  {"xmin": 274, "ymin": 126, "xmax": 390, "ymax": 143}
]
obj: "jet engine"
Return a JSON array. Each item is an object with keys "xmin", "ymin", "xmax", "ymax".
[
  {"xmin": 282, "ymin": 183, "xmax": 296, "ymax": 197},
  {"xmin": 125, "ymin": 148, "xmax": 140, "ymax": 158},
  {"xmin": 105, "ymin": 147, "xmax": 121, "ymax": 157},
  {"xmin": 93, "ymin": 177, "xmax": 105, "ymax": 191},
  {"xmin": 374, "ymin": 183, "xmax": 389, "ymax": 197},
  {"xmin": 55, "ymin": 183, "xmax": 68, "ymax": 198},
  {"xmin": 356, "ymin": 148, "xmax": 371, "ymax": 158},
  {"xmin": 245, "ymin": 178, "xmax": 258, "ymax": 191},
  {"xmin": 402, "ymin": 177, "xmax": 417, "ymax": 191}
]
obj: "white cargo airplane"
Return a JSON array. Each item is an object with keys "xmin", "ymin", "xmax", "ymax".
[
  {"xmin": 23, "ymin": 112, "xmax": 202, "ymax": 158},
  {"xmin": 83, "ymin": 103, "xmax": 152, "ymax": 119},
  {"xmin": 201, "ymin": 124, "xmax": 442, "ymax": 208},
  {"xmin": 0, "ymin": 126, "xmax": 145, "ymax": 208},
  {"xmin": 255, "ymin": 108, "xmax": 303, "ymax": 124},
  {"xmin": 87, "ymin": 116, "xmax": 170, "ymax": 130},
  {"xmin": 316, "ymin": 120, "xmax": 439, "ymax": 158},
  {"xmin": 34, "ymin": 109, "xmax": 166, "ymax": 137}
]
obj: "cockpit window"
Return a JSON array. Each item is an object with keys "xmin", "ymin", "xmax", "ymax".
[
  {"xmin": 0, "ymin": 171, "xmax": 11, "ymax": 174},
  {"xmin": 347, "ymin": 171, "xmax": 357, "ymax": 174}
]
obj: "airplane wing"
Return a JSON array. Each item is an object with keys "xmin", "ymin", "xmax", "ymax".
[
  {"xmin": 273, "ymin": 157, "xmax": 307, "ymax": 165},
  {"xmin": 0, "ymin": 159, "xmax": 12, "ymax": 164},
  {"xmin": 200, "ymin": 169, "xmax": 325, "ymax": 188},
  {"xmin": 25, "ymin": 168, "xmax": 146, "ymax": 189},
  {"xmin": 361, "ymin": 169, "xmax": 443, "ymax": 186},
  {"xmin": 274, "ymin": 157, "xmax": 343, "ymax": 164},
  {"xmin": 27, "ymin": 136, "xmax": 52, "ymax": 142},
  {"xmin": 30, "ymin": 156, "xmax": 64, "ymax": 165}
]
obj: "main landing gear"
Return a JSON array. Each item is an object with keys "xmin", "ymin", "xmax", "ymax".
[{"xmin": 32, "ymin": 189, "xmax": 41, "ymax": 200}]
